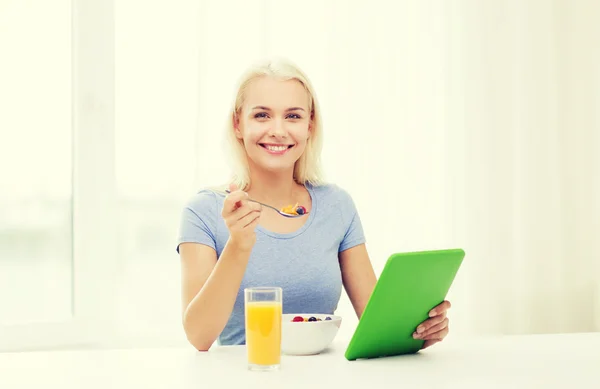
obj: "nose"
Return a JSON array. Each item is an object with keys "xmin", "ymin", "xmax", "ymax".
[{"xmin": 269, "ymin": 118, "xmax": 286, "ymax": 137}]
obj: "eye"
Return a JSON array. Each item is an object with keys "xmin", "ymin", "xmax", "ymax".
[
  {"xmin": 254, "ymin": 112, "xmax": 269, "ymax": 119},
  {"xmin": 287, "ymin": 113, "xmax": 302, "ymax": 119}
]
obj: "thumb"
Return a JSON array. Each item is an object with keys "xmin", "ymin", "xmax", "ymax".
[{"xmin": 227, "ymin": 182, "xmax": 243, "ymax": 209}]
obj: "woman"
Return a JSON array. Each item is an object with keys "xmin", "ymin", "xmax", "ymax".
[{"xmin": 177, "ymin": 58, "xmax": 451, "ymax": 351}]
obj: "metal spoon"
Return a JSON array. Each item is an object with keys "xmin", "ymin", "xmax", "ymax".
[{"xmin": 220, "ymin": 189, "xmax": 309, "ymax": 218}]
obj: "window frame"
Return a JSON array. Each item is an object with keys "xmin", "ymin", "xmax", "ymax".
[{"xmin": 0, "ymin": 0, "xmax": 118, "ymax": 352}]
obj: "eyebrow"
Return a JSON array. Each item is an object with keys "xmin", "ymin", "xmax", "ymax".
[{"xmin": 251, "ymin": 106, "xmax": 306, "ymax": 112}]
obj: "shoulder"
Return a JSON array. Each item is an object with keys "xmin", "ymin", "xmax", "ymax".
[
  {"xmin": 308, "ymin": 182, "xmax": 365, "ymax": 246},
  {"xmin": 177, "ymin": 187, "xmax": 226, "ymax": 253},
  {"xmin": 309, "ymin": 182, "xmax": 357, "ymax": 209},
  {"xmin": 308, "ymin": 182, "xmax": 361, "ymax": 230},
  {"xmin": 181, "ymin": 187, "xmax": 225, "ymax": 220}
]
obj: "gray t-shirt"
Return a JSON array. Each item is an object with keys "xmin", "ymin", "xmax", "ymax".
[{"xmin": 176, "ymin": 182, "xmax": 366, "ymax": 345}]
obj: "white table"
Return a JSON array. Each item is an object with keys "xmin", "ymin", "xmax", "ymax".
[{"xmin": 1, "ymin": 332, "xmax": 599, "ymax": 389}]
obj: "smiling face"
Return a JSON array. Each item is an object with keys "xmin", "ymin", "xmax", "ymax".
[{"xmin": 234, "ymin": 76, "xmax": 312, "ymax": 175}]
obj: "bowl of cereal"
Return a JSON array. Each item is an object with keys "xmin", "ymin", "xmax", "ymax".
[{"xmin": 281, "ymin": 314, "xmax": 342, "ymax": 355}]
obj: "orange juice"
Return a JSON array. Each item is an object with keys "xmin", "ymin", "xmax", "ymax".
[{"xmin": 245, "ymin": 301, "xmax": 282, "ymax": 366}]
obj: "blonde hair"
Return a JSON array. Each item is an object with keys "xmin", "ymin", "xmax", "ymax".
[{"xmin": 225, "ymin": 58, "xmax": 325, "ymax": 191}]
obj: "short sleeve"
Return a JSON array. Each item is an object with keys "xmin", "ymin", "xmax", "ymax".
[
  {"xmin": 176, "ymin": 190, "xmax": 219, "ymax": 253},
  {"xmin": 338, "ymin": 190, "xmax": 366, "ymax": 253}
]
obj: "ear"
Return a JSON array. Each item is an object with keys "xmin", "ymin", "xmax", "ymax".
[
  {"xmin": 308, "ymin": 109, "xmax": 315, "ymax": 137},
  {"xmin": 232, "ymin": 113, "xmax": 243, "ymax": 139}
]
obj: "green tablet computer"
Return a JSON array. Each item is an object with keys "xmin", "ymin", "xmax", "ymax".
[{"xmin": 344, "ymin": 248, "xmax": 465, "ymax": 361}]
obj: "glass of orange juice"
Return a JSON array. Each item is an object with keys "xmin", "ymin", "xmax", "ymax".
[{"xmin": 244, "ymin": 287, "xmax": 282, "ymax": 371}]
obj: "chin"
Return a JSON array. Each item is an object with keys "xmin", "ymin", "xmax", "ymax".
[
  {"xmin": 247, "ymin": 155, "xmax": 297, "ymax": 174},
  {"xmin": 259, "ymin": 160, "xmax": 297, "ymax": 173}
]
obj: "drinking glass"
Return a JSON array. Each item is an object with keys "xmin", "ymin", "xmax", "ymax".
[{"xmin": 244, "ymin": 287, "xmax": 282, "ymax": 371}]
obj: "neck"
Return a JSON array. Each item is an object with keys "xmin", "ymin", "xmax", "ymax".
[{"xmin": 246, "ymin": 167, "xmax": 300, "ymax": 205}]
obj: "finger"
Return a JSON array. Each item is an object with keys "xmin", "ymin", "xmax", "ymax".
[
  {"xmin": 422, "ymin": 339, "xmax": 441, "ymax": 350},
  {"xmin": 247, "ymin": 201, "xmax": 262, "ymax": 213},
  {"xmin": 228, "ymin": 202, "xmax": 260, "ymax": 223},
  {"xmin": 229, "ymin": 182, "xmax": 238, "ymax": 192},
  {"xmin": 429, "ymin": 300, "xmax": 451, "ymax": 317},
  {"xmin": 232, "ymin": 202, "xmax": 261, "ymax": 221},
  {"xmin": 415, "ymin": 318, "xmax": 449, "ymax": 339},
  {"xmin": 415, "ymin": 311, "xmax": 446, "ymax": 334},
  {"xmin": 421, "ymin": 326, "xmax": 449, "ymax": 341},
  {"xmin": 236, "ymin": 209, "xmax": 260, "ymax": 228},
  {"xmin": 223, "ymin": 191, "xmax": 248, "ymax": 212},
  {"xmin": 224, "ymin": 189, "xmax": 246, "ymax": 205},
  {"xmin": 227, "ymin": 206, "xmax": 257, "ymax": 226},
  {"xmin": 244, "ymin": 213, "xmax": 261, "ymax": 228}
]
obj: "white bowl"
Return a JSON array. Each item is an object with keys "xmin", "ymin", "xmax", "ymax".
[{"xmin": 281, "ymin": 313, "xmax": 342, "ymax": 355}]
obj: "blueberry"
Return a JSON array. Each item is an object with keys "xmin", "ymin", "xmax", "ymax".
[
  {"xmin": 308, "ymin": 316, "xmax": 317, "ymax": 322},
  {"xmin": 325, "ymin": 316, "xmax": 332, "ymax": 321}
]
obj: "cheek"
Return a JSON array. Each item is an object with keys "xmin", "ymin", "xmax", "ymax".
[
  {"xmin": 291, "ymin": 125, "xmax": 310, "ymax": 143},
  {"xmin": 246, "ymin": 122, "xmax": 269, "ymax": 140},
  {"xmin": 240, "ymin": 123, "xmax": 265, "ymax": 143}
]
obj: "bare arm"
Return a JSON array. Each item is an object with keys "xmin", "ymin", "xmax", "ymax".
[
  {"xmin": 339, "ymin": 243, "xmax": 378, "ymax": 318},
  {"xmin": 180, "ymin": 240, "xmax": 252, "ymax": 351},
  {"xmin": 180, "ymin": 185, "xmax": 261, "ymax": 351}
]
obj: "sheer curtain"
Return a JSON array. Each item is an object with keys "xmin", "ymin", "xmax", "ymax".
[
  {"xmin": 194, "ymin": 0, "xmax": 599, "ymax": 338},
  {"xmin": 445, "ymin": 0, "xmax": 600, "ymax": 335},
  {"xmin": 107, "ymin": 0, "xmax": 599, "ymax": 348}
]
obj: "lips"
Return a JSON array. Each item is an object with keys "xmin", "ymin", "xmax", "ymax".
[{"xmin": 259, "ymin": 143, "xmax": 294, "ymax": 154}]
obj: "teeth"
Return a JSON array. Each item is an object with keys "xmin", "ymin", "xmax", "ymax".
[{"xmin": 265, "ymin": 145, "xmax": 288, "ymax": 151}]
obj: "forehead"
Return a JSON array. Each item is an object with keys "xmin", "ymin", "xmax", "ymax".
[{"xmin": 243, "ymin": 76, "xmax": 310, "ymax": 110}]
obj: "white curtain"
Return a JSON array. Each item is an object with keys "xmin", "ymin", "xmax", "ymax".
[
  {"xmin": 90, "ymin": 0, "xmax": 600, "ymax": 348},
  {"xmin": 194, "ymin": 0, "xmax": 600, "ymax": 338},
  {"xmin": 444, "ymin": 0, "xmax": 600, "ymax": 335}
]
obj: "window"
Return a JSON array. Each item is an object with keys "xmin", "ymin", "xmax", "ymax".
[
  {"xmin": 110, "ymin": 0, "xmax": 272, "ymax": 345},
  {"xmin": 0, "ymin": 0, "xmax": 116, "ymax": 352},
  {"xmin": 0, "ymin": 1, "xmax": 72, "ymax": 326},
  {"xmin": 112, "ymin": 1, "xmax": 199, "ymax": 344}
]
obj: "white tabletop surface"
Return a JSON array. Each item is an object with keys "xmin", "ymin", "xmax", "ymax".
[{"xmin": 1, "ymin": 332, "xmax": 599, "ymax": 389}]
